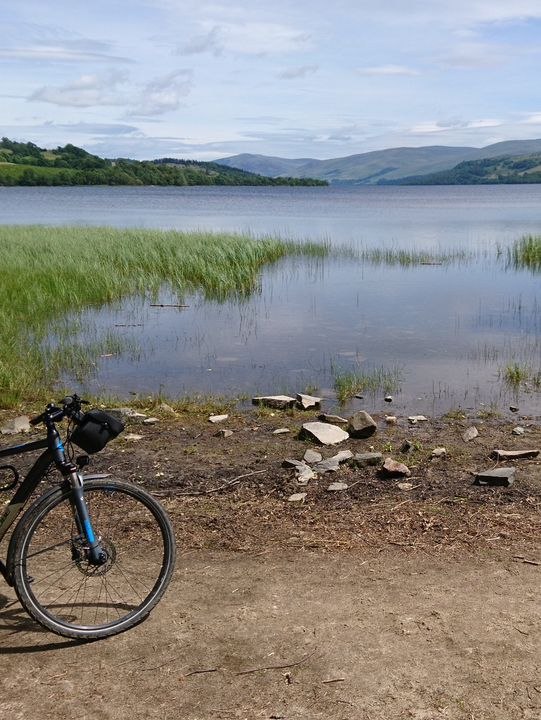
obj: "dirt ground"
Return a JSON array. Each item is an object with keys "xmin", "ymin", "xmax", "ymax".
[{"xmin": 2, "ymin": 405, "xmax": 541, "ymax": 718}]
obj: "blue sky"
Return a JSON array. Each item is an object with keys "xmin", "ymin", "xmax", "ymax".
[{"xmin": 2, "ymin": 0, "xmax": 541, "ymax": 160}]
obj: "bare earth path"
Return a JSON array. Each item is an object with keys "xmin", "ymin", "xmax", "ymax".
[{"xmin": 2, "ymin": 549, "xmax": 541, "ymax": 720}]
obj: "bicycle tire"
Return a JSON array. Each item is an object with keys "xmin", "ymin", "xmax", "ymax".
[{"xmin": 12, "ymin": 479, "xmax": 176, "ymax": 640}]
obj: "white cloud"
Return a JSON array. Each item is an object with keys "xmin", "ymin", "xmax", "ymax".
[
  {"xmin": 277, "ymin": 65, "xmax": 318, "ymax": 79},
  {"xmin": 129, "ymin": 71, "xmax": 194, "ymax": 117},
  {"xmin": 357, "ymin": 65, "xmax": 419, "ymax": 76},
  {"xmin": 185, "ymin": 21, "xmax": 312, "ymax": 55},
  {"xmin": 30, "ymin": 71, "xmax": 128, "ymax": 108}
]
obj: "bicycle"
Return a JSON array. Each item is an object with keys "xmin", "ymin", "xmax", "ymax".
[{"xmin": 0, "ymin": 394, "xmax": 176, "ymax": 640}]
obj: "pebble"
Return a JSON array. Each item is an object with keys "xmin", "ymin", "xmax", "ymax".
[
  {"xmin": 273, "ymin": 428, "xmax": 290, "ymax": 435},
  {"xmin": 327, "ymin": 482, "xmax": 348, "ymax": 492},
  {"xmin": 397, "ymin": 482, "xmax": 413, "ymax": 491},
  {"xmin": 125, "ymin": 433, "xmax": 143, "ymax": 442},
  {"xmin": 209, "ymin": 414, "xmax": 229, "ymax": 423},
  {"xmin": 512, "ymin": 426, "xmax": 525, "ymax": 436},
  {"xmin": 288, "ymin": 493, "xmax": 307, "ymax": 502},
  {"xmin": 214, "ymin": 429, "xmax": 233, "ymax": 438},
  {"xmin": 431, "ymin": 447, "xmax": 447, "ymax": 458},
  {"xmin": 462, "ymin": 426, "xmax": 479, "ymax": 442},
  {"xmin": 304, "ymin": 449, "xmax": 323, "ymax": 464},
  {"xmin": 382, "ymin": 458, "xmax": 411, "ymax": 477},
  {"xmin": 385, "ymin": 415, "xmax": 397, "ymax": 425},
  {"xmin": 408, "ymin": 415, "xmax": 428, "ymax": 424},
  {"xmin": 143, "ymin": 417, "xmax": 160, "ymax": 424},
  {"xmin": 1, "ymin": 415, "xmax": 31, "ymax": 435}
]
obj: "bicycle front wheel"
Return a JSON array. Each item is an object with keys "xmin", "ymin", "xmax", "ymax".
[{"xmin": 12, "ymin": 479, "xmax": 176, "ymax": 640}]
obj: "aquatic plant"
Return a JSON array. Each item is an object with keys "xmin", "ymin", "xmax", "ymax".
[
  {"xmin": 332, "ymin": 363, "xmax": 403, "ymax": 403},
  {"xmin": 508, "ymin": 235, "xmax": 541, "ymax": 272}
]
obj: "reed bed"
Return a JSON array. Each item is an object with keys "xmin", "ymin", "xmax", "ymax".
[
  {"xmin": 0, "ymin": 225, "xmax": 330, "ymax": 406},
  {"xmin": 508, "ymin": 235, "xmax": 541, "ymax": 272}
]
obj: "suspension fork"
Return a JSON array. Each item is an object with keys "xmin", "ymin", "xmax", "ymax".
[{"xmin": 68, "ymin": 471, "xmax": 107, "ymax": 565}]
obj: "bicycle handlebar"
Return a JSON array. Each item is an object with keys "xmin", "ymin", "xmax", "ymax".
[{"xmin": 29, "ymin": 395, "xmax": 89, "ymax": 427}]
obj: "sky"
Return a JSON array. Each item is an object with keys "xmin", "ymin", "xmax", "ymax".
[{"xmin": 2, "ymin": 0, "xmax": 541, "ymax": 161}]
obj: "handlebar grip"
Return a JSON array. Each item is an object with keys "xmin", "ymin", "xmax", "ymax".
[{"xmin": 29, "ymin": 412, "xmax": 46, "ymax": 426}]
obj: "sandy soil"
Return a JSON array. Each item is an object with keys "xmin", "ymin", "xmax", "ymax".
[{"xmin": 1, "ymin": 406, "xmax": 541, "ymax": 718}]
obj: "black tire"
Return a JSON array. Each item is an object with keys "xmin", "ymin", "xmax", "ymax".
[{"xmin": 12, "ymin": 479, "xmax": 176, "ymax": 640}]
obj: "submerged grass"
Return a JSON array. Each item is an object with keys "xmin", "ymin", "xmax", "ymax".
[
  {"xmin": 0, "ymin": 225, "xmax": 331, "ymax": 406},
  {"xmin": 332, "ymin": 364, "xmax": 403, "ymax": 404}
]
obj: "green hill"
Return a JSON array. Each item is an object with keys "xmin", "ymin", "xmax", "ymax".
[
  {"xmin": 218, "ymin": 139, "xmax": 541, "ymax": 184},
  {"xmin": 391, "ymin": 153, "xmax": 541, "ymax": 185},
  {"xmin": 0, "ymin": 138, "xmax": 327, "ymax": 187}
]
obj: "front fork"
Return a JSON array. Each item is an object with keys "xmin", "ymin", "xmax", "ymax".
[{"xmin": 68, "ymin": 471, "xmax": 107, "ymax": 566}]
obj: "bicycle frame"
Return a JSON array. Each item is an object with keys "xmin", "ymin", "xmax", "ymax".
[{"xmin": 0, "ymin": 430, "xmax": 108, "ymax": 585}]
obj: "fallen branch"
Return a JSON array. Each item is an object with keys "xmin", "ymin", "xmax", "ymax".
[
  {"xmin": 183, "ymin": 668, "xmax": 218, "ymax": 678},
  {"xmin": 179, "ymin": 469, "xmax": 268, "ymax": 496},
  {"xmin": 235, "ymin": 649, "xmax": 317, "ymax": 676}
]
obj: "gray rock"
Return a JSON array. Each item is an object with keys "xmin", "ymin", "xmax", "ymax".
[
  {"xmin": 474, "ymin": 467, "xmax": 515, "ymax": 487},
  {"xmin": 297, "ymin": 467, "xmax": 316, "ymax": 485},
  {"xmin": 431, "ymin": 447, "xmax": 447, "ymax": 458},
  {"xmin": 318, "ymin": 413, "xmax": 348, "ymax": 424},
  {"xmin": 283, "ymin": 458, "xmax": 310, "ymax": 470},
  {"xmin": 296, "ymin": 393, "xmax": 321, "ymax": 410},
  {"xmin": 214, "ymin": 429, "xmax": 233, "ymax": 438},
  {"xmin": 353, "ymin": 452, "xmax": 384, "ymax": 467},
  {"xmin": 300, "ymin": 422, "xmax": 349, "ymax": 446},
  {"xmin": 400, "ymin": 440, "xmax": 414, "ymax": 454},
  {"xmin": 331, "ymin": 450, "xmax": 354, "ymax": 463},
  {"xmin": 397, "ymin": 482, "xmax": 413, "ymax": 490},
  {"xmin": 348, "ymin": 411, "xmax": 377, "ymax": 439},
  {"xmin": 158, "ymin": 403, "xmax": 176, "ymax": 414},
  {"xmin": 385, "ymin": 415, "xmax": 398, "ymax": 425},
  {"xmin": 273, "ymin": 428, "xmax": 291, "ymax": 435},
  {"xmin": 384, "ymin": 395, "xmax": 393, "ymax": 403},
  {"xmin": 108, "ymin": 407, "xmax": 147, "ymax": 423},
  {"xmin": 209, "ymin": 414, "xmax": 229, "ymax": 423},
  {"xmin": 288, "ymin": 493, "xmax": 307, "ymax": 502},
  {"xmin": 304, "ymin": 449, "xmax": 323, "ymax": 464},
  {"xmin": 512, "ymin": 426, "xmax": 525, "ymax": 436},
  {"xmin": 315, "ymin": 458, "xmax": 341, "ymax": 473},
  {"xmin": 382, "ymin": 458, "xmax": 411, "ymax": 477},
  {"xmin": 490, "ymin": 449, "xmax": 539, "ymax": 461},
  {"xmin": 327, "ymin": 482, "xmax": 348, "ymax": 491},
  {"xmin": 462, "ymin": 426, "xmax": 479, "ymax": 442},
  {"xmin": 143, "ymin": 417, "xmax": 160, "ymax": 424},
  {"xmin": 124, "ymin": 433, "xmax": 143, "ymax": 442},
  {"xmin": 408, "ymin": 415, "xmax": 428, "ymax": 424},
  {"xmin": 1, "ymin": 415, "xmax": 31, "ymax": 435},
  {"xmin": 252, "ymin": 395, "xmax": 296, "ymax": 409}
]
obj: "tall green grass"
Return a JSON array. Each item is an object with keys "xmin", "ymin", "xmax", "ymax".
[
  {"xmin": 332, "ymin": 363, "xmax": 403, "ymax": 403},
  {"xmin": 0, "ymin": 225, "xmax": 330, "ymax": 406},
  {"xmin": 508, "ymin": 235, "xmax": 541, "ymax": 272}
]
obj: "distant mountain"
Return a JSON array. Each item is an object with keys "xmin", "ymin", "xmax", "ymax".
[
  {"xmin": 218, "ymin": 140, "xmax": 541, "ymax": 184},
  {"xmin": 391, "ymin": 153, "xmax": 541, "ymax": 185}
]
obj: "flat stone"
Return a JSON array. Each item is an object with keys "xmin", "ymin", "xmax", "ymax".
[
  {"xmin": 408, "ymin": 415, "xmax": 428, "ymax": 424},
  {"xmin": 214, "ymin": 429, "xmax": 233, "ymax": 438},
  {"xmin": 354, "ymin": 452, "xmax": 384, "ymax": 467},
  {"xmin": 1, "ymin": 415, "xmax": 31, "ymax": 435},
  {"xmin": 400, "ymin": 440, "xmax": 414, "ymax": 454},
  {"xmin": 474, "ymin": 467, "xmax": 515, "ymax": 487},
  {"xmin": 327, "ymin": 482, "xmax": 348, "ymax": 491},
  {"xmin": 385, "ymin": 415, "xmax": 397, "ymax": 425},
  {"xmin": 124, "ymin": 433, "xmax": 143, "ymax": 441},
  {"xmin": 348, "ymin": 411, "xmax": 377, "ymax": 439},
  {"xmin": 384, "ymin": 395, "xmax": 393, "ymax": 403},
  {"xmin": 109, "ymin": 408, "xmax": 147, "ymax": 423},
  {"xmin": 512, "ymin": 426, "xmax": 525, "ymax": 436},
  {"xmin": 397, "ymin": 482, "xmax": 413, "ymax": 491},
  {"xmin": 283, "ymin": 458, "xmax": 310, "ymax": 470},
  {"xmin": 318, "ymin": 413, "xmax": 349, "ymax": 424},
  {"xmin": 209, "ymin": 414, "xmax": 229, "ymax": 423},
  {"xmin": 462, "ymin": 426, "xmax": 479, "ymax": 442},
  {"xmin": 288, "ymin": 493, "xmax": 307, "ymax": 502},
  {"xmin": 273, "ymin": 428, "xmax": 291, "ymax": 435},
  {"xmin": 490, "ymin": 449, "xmax": 540, "ymax": 461},
  {"xmin": 431, "ymin": 447, "xmax": 447, "ymax": 458},
  {"xmin": 143, "ymin": 417, "xmax": 160, "ymax": 424},
  {"xmin": 296, "ymin": 393, "xmax": 321, "ymax": 410},
  {"xmin": 315, "ymin": 458, "xmax": 341, "ymax": 473},
  {"xmin": 297, "ymin": 467, "xmax": 317, "ymax": 485},
  {"xmin": 158, "ymin": 403, "xmax": 176, "ymax": 414},
  {"xmin": 303, "ymin": 449, "xmax": 323, "ymax": 464},
  {"xmin": 382, "ymin": 458, "xmax": 411, "ymax": 477},
  {"xmin": 300, "ymin": 422, "xmax": 349, "ymax": 446},
  {"xmin": 331, "ymin": 450, "xmax": 354, "ymax": 463},
  {"xmin": 252, "ymin": 395, "xmax": 296, "ymax": 409}
]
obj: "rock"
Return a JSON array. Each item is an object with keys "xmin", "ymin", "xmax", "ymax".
[
  {"xmin": 385, "ymin": 415, "xmax": 397, "ymax": 425},
  {"xmin": 158, "ymin": 403, "xmax": 176, "ymax": 414},
  {"xmin": 288, "ymin": 493, "xmax": 307, "ymax": 502},
  {"xmin": 400, "ymin": 440, "xmax": 414, "ymax": 454},
  {"xmin": 303, "ymin": 449, "xmax": 323, "ymax": 464},
  {"xmin": 296, "ymin": 393, "xmax": 321, "ymax": 410},
  {"xmin": 252, "ymin": 395, "xmax": 296, "ymax": 409},
  {"xmin": 297, "ymin": 467, "xmax": 317, "ymax": 485},
  {"xmin": 408, "ymin": 415, "xmax": 428, "ymax": 424},
  {"xmin": 214, "ymin": 429, "xmax": 233, "ymax": 438},
  {"xmin": 397, "ymin": 482, "xmax": 413, "ymax": 491},
  {"xmin": 474, "ymin": 467, "xmax": 515, "ymax": 487},
  {"xmin": 300, "ymin": 422, "xmax": 349, "ymax": 445},
  {"xmin": 315, "ymin": 458, "xmax": 341, "ymax": 473},
  {"xmin": 490, "ymin": 449, "xmax": 539, "ymax": 461},
  {"xmin": 327, "ymin": 482, "xmax": 348, "ymax": 491},
  {"xmin": 209, "ymin": 414, "xmax": 229, "ymax": 423},
  {"xmin": 512, "ymin": 426, "xmax": 525, "ymax": 436},
  {"xmin": 348, "ymin": 411, "xmax": 377, "ymax": 439},
  {"xmin": 353, "ymin": 452, "xmax": 383, "ymax": 467},
  {"xmin": 283, "ymin": 458, "xmax": 310, "ymax": 470},
  {"xmin": 355, "ymin": 394, "xmax": 364, "ymax": 399},
  {"xmin": 143, "ymin": 417, "xmax": 160, "ymax": 424},
  {"xmin": 431, "ymin": 447, "xmax": 447, "ymax": 458},
  {"xmin": 273, "ymin": 428, "xmax": 290, "ymax": 435},
  {"xmin": 332, "ymin": 450, "xmax": 354, "ymax": 463},
  {"xmin": 384, "ymin": 395, "xmax": 393, "ymax": 403},
  {"xmin": 124, "ymin": 433, "xmax": 143, "ymax": 442},
  {"xmin": 1, "ymin": 415, "xmax": 31, "ymax": 435},
  {"xmin": 462, "ymin": 426, "xmax": 479, "ymax": 442},
  {"xmin": 109, "ymin": 407, "xmax": 149, "ymax": 423},
  {"xmin": 510, "ymin": 405, "xmax": 519, "ymax": 413},
  {"xmin": 318, "ymin": 413, "xmax": 348, "ymax": 424},
  {"xmin": 382, "ymin": 458, "xmax": 411, "ymax": 477}
]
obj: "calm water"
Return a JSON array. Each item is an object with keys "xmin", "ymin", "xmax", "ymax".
[{"xmin": 2, "ymin": 184, "xmax": 541, "ymax": 415}]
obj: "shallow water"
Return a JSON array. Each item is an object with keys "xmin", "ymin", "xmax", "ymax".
[{"xmin": 2, "ymin": 184, "xmax": 541, "ymax": 414}]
